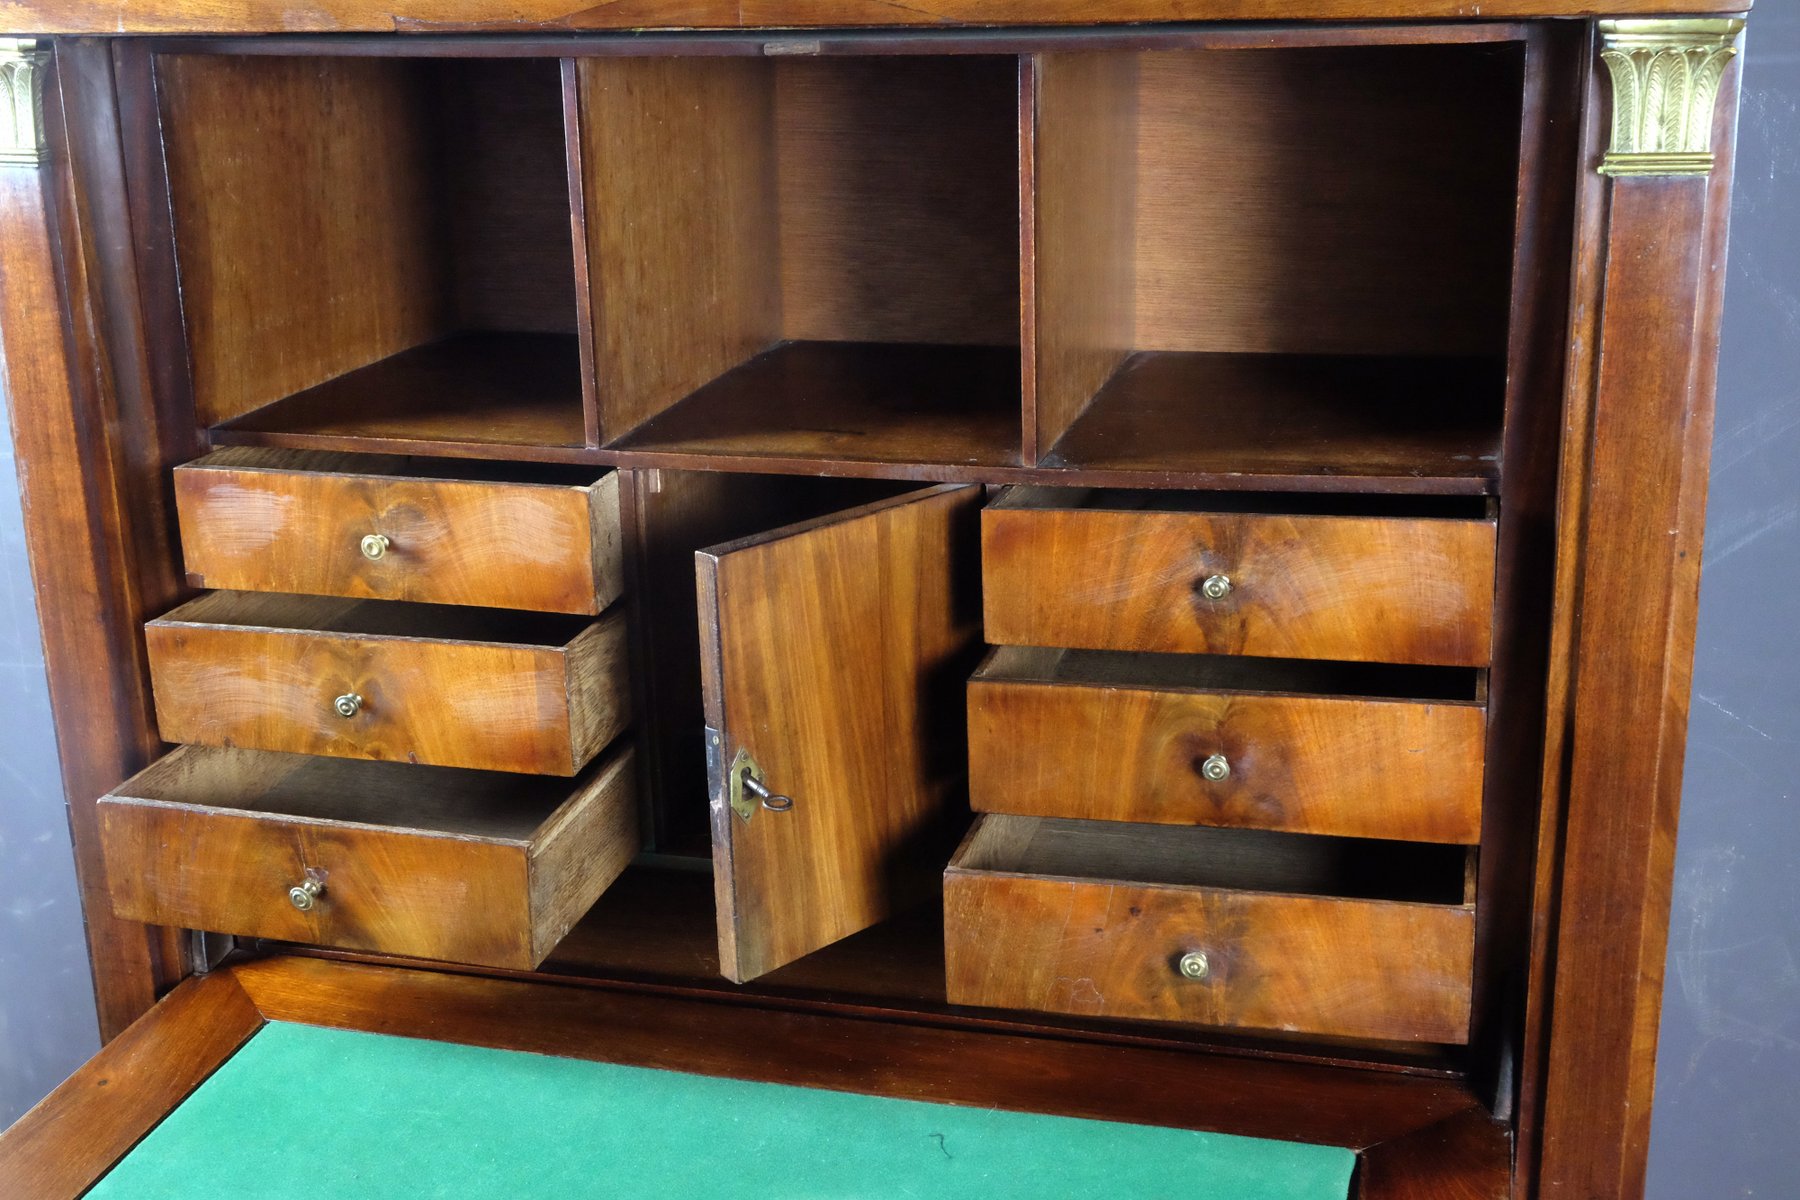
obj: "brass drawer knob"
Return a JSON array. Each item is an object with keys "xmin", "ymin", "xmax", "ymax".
[
  {"xmin": 333, "ymin": 693, "xmax": 363, "ymax": 719},
  {"xmin": 1200, "ymin": 753, "xmax": 1231, "ymax": 782},
  {"xmin": 360, "ymin": 533, "xmax": 391, "ymax": 561},
  {"xmin": 288, "ymin": 877, "xmax": 324, "ymax": 912},
  {"xmin": 1200, "ymin": 574, "xmax": 1232, "ymax": 601},
  {"xmin": 1177, "ymin": 951, "xmax": 1210, "ymax": 981}
]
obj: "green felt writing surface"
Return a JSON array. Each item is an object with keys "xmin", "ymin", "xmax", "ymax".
[{"xmin": 90, "ymin": 1022, "xmax": 1354, "ymax": 1199}]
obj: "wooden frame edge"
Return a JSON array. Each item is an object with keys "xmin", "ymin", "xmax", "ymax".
[{"xmin": 0, "ymin": 970, "xmax": 263, "ymax": 1199}]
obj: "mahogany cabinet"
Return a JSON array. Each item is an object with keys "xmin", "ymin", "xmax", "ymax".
[{"xmin": 0, "ymin": 3, "xmax": 1750, "ymax": 1197}]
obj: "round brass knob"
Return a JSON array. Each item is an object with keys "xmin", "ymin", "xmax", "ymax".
[
  {"xmin": 1200, "ymin": 753, "xmax": 1231, "ymax": 782},
  {"xmin": 1200, "ymin": 574, "xmax": 1232, "ymax": 601},
  {"xmin": 1177, "ymin": 951, "xmax": 1210, "ymax": 981},
  {"xmin": 360, "ymin": 533, "xmax": 391, "ymax": 561},
  {"xmin": 288, "ymin": 878, "xmax": 324, "ymax": 912},
  {"xmin": 333, "ymin": 693, "xmax": 363, "ymax": 719}
]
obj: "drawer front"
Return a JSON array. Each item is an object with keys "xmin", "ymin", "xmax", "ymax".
[
  {"xmin": 98, "ymin": 746, "xmax": 638, "ymax": 971},
  {"xmin": 174, "ymin": 456, "xmax": 622, "ymax": 615},
  {"xmin": 944, "ymin": 869, "xmax": 1474, "ymax": 1044},
  {"xmin": 145, "ymin": 612, "xmax": 628, "ymax": 776},
  {"xmin": 968, "ymin": 675, "xmax": 1485, "ymax": 842},
  {"xmin": 981, "ymin": 507, "xmax": 1496, "ymax": 666}
]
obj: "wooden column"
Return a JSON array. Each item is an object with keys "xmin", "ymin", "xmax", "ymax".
[
  {"xmin": 0, "ymin": 38, "xmax": 186, "ymax": 1039},
  {"xmin": 1530, "ymin": 18, "xmax": 1744, "ymax": 1200}
]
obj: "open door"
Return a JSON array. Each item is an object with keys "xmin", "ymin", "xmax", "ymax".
[{"xmin": 697, "ymin": 484, "xmax": 983, "ymax": 983}]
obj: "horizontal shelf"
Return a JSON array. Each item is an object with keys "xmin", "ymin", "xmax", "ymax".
[
  {"xmin": 213, "ymin": 332, "xmax": 589, "ymax": 460},
  {"xmin": 210, "ymin": 337, "xmax": 1503, "ymax": 496},
  {"xmin": 610, "ymin": 340, "xmax": 1024, "ymax": 470},
  {"xmin": 1040, "ymin": 351, "xmax": 1504, "ymax": 490}
]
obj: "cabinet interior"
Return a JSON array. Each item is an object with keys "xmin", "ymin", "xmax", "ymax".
[{"xmin": 126, "ymin": 26, "xmax": 1569, "ymax": 1090}]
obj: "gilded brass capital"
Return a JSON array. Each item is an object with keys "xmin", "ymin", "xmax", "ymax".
[
  {"xmin": 0, "ymin": 38, "xmax": 46, "ymax": 168},
  {"xmin": 1597, "ymin": 18, "xmax": 1745, "ymax": 178}
]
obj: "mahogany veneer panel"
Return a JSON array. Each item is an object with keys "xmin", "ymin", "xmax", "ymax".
[
  {"xmin": 1042, "ymin": 351, "xmax": 1503, "ymax": 490},
  {"xmin": 98, "ymin": 744, "xmax": 640, "ymax": 969},
  {"xmin": 969, "ymin": 646, "xmax": 1486, "ymax": 843},
  {"xmin": 215, "ymin": 333, "xmax": 586, "ymax": 455},
  {"xmin": 700, "ymin": 485, "xmax": 983, "ymax": 982},
  {"xmin": 145, "ymin": 592, "xmax": 628, "ymax": 776},
  {"xmin": 982, "ymin": 489, "xmax": 1498, "ymax": 666},
  {"xmin": 944, "ymin": 815, "xmax": 1476, "ymax": 1043},
  {"xmin": 175, "ymin": 448, "xmax": 621, "ymax": 614}
]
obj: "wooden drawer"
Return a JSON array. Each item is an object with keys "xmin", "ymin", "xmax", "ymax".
[
  {"xmin": 145, "ymin": 592, "xmax": 628, "ymax": 776},
  {"xmin": 968, "ymin": 647, "xmax": 1486, "ymax": 843},
  {"xmin": 97, "ymin": 744, "xmax": 638, "ymax": 970},
  {"xmin": 174, "ymin": 449, "xmax": 623, "ymax": 615},
  {"xmin": 944, "ymin": 815, "xmax": 1476, "ymax": 1043},
  {"xmin": 981, "ymin": 488, "xmax": 1497, "ymax": 666}
]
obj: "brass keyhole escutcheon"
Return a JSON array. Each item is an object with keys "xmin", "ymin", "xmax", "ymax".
[
  {"xmin": 288, "ymin": 877, "xmax": 324, "ymax": 912},
  {"xmin": 1200, "ymin": 574, "xmax": 1232, "ymax": 601},
  {"xmin": 360, "ymin": 533, "xmax": 391, "ymax": 561},
  {"xmin": 1200, "ymin": 754, "xmax": 1231, "ymax": 782},
  {"xmin": 334, "ymin": 693, "xmax": 363, "ymax": 719},
  {"xmin": 1178, "ymin": 951, "xmax": 1210, "ymax": 981},
  {"xmin": 727, "ymin": 748, "xmax": 794, "ymax": 821}
]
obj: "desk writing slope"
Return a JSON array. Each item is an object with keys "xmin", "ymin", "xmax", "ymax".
[{"xmin": 87, "ymin": 1022, "xmax": 1354, "ymax": 1199}]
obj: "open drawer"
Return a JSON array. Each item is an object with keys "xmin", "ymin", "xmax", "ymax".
[
  {"xmin": 145, "ymin": 592, "xmax": 629, "ymax": 776},
  {"xmin": 97, "ymin": 743, "xmax": 638, "ymax": 970},
  {"xmin": 943, "ymin": 815, "xmax": 1476, "ymax": 1043},
  {"xmin": 175, "ymin": 449, "xmax": 623, "ymax": 615},
  {"xmin": 967, "ymin": 647, "xmax": 1487, "ymax": 842},
  {"xmin": 981, "ymin": 488, "xmax": 1497, "ymax": 666}
]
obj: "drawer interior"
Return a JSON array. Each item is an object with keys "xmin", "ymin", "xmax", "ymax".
[
  {"xmin": 108, "ymin": 743, "xmax": 609, "ymax": 837},
  {"xmin": 988, "ymin": 485, "xmax": 1492, "ymax": 520},
  {"xmin": 955, "ymin": 815, "xmax": 1475, "ymax": 908},
  {"xmin": 157, "ymin": 54, "xmax": 584, "ymax": 449},
  {"xmin": 976, "ymin": 645, "xmax": 1484, "ymax": 704},
  {"xmin": 182, "ymin": 447, "xmax": 610, "ymax": 490},
  {"xmin": 152, "ymin": 590, "xmax": 602, "ymax": 648}
]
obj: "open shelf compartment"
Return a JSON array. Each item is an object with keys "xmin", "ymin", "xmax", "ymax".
[
  {"xmin": 581, "ymin": 54, "xmax": 1024, "ymax": 469},
  {"xmin": 157, "ymin": 53, "xmax": 589, "ymax": 455},
  {"xmin": 1028, "ymin": 42, "xmax": 1525, "ymax": 491}
]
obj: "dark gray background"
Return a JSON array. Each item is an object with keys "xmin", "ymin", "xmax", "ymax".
[{"xmin": 1, "ymin": 20, "xmax": 1797, "ymax": 1194}]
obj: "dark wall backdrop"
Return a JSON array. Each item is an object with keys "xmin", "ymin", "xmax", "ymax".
[{"xmin": 0, "ymin": 19, "xmax": 1798, "ymax": 1191}]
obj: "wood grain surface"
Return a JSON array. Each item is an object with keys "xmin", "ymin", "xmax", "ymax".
[
  {"xmin": 968, "ymin": 646, "xmax": 1486, "ymax": 842},
  {"xmin": 0, "ymin": 42, "xmax": 200, "ymax": 1036},
  {"xmin": 176, "ymin": 448, "xmax": 621, "ymax": 614},
  {"xmin": 1028, "ymin": 51, "xmax": 1137, "ymax": 460},
  {"xmin": 1039, "ymin": 351, "xmax": 1504, "ymax": 490},
  {"xmin": 213, "ymin": 332, "xmax": 588, "ymax": 453},
  {"xmin": 700, "ymin": 484, "xmax": 982, "ymax": 982},
  {"xmin": 158, "ymin": 54, "xmax": 450, "ymax": 425},
  {"xmin": 613, "ymin": 341, "xmax": 1023, "ymax": 468},
  {"xmin": 0, "ymin": 0, "xmax": 1744, "ymax": 35},
  {"xmin": 944, "ymin": 816, "xmax": 1476, "ymax": 1043},
  {"xmin": 0, "ymin": 972, "xmax": 263, "ymax": 1199},
  {"xmin": 982, "ymin": 491, "xmax": 1497, "ymax": 665},
  {"xmin": 231, "ymin": 955, "xmax": 1488, "ymax": 1150},
  {"xmin": 579, "ymin": 55, "xmax": 778, "ymax": 441},
  {"xmin": 773, "ymin": 56, "xmax": 1021, "ymax": 348},
  {"xmin": 1126, "ymin": 46, "xmax": 1519, "ymax": 358},
  {"xmin": 1533, "ymin": 52, "xmax": 1744, "ymax": 1200},
  {"xmin": 146, "ymin": 592, "xmax": 628, "ymax": 775},
  {"xmin": 98, "ymin": 744, "xmax": 639, "ymax": 969}
]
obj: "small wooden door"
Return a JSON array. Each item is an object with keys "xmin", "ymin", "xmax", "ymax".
[{"xmin": 697, "ymin": 484, "xmax": 983, "ymax": 983}]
